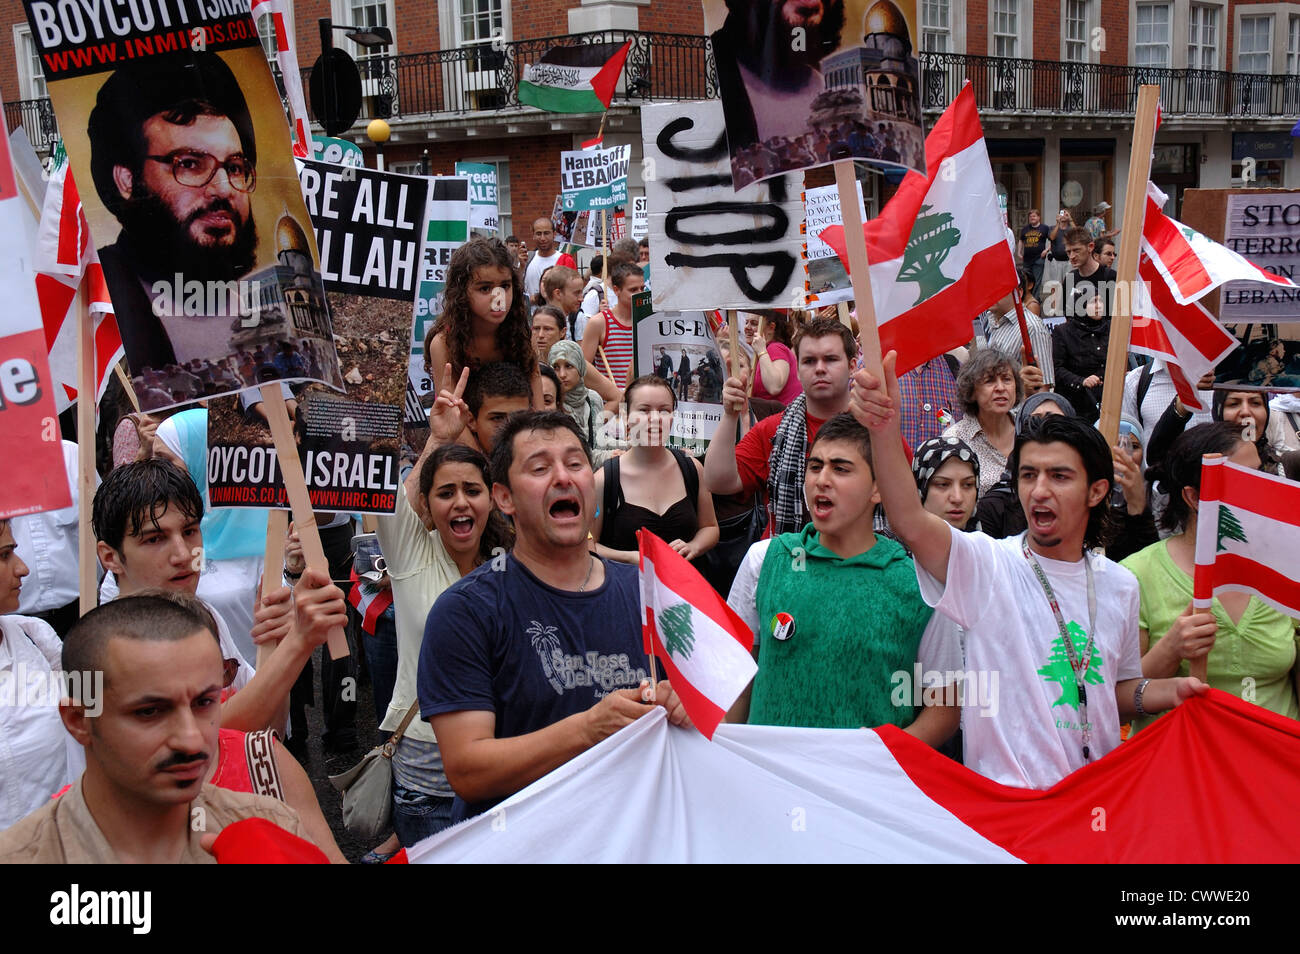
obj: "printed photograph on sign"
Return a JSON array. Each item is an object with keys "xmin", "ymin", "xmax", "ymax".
[
  {"xmin": 23, "ymin": 0, "xmax": 343, "ymax": 412},
  {"xmin": 634, "ymin": 304, "xmax": 728, "ymax": 454},
  {"xmin": 1215, "ymin": 324, "xmax": 1300, "ymax": 392},
  {"xmin": 205, "ymin": 162, "xmax": 429, "ymax": 513},
  {"xmin": 704, "ymin": 0, "xmax": 925, "ymax": 189},
  {"xmin": 641, "ymin": 100, "xmax": 805, "ymax": 312}
]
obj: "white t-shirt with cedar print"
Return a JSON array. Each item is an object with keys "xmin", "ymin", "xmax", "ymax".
[{"xmin": 915, "ymin": 527, "xmax": 1143, "ymax": 790}]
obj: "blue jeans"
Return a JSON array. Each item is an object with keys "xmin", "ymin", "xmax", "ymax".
[
  {"xmin": 392, "ymin": 783, "xmax": 454, "ymax": 848},
  {"xmin": 362, "ymin": 605, "xmax": 398, "ymax": 725}
]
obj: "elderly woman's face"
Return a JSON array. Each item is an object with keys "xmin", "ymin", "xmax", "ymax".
[{"xmin": 974, "ymin": 368, "xmax": 1017, "ymax": 417}]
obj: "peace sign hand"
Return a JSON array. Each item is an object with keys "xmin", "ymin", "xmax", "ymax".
[{"xmin": 429, "ymin": 364, "xmax": 473, "ymax": 443}]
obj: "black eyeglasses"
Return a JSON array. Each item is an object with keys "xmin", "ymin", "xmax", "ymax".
[{"xmin": 146, "ymin": 151, "xmax": 256, "ymax": 193}]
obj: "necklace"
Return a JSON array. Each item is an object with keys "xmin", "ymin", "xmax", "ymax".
[{"xmin": 577, "ymin": 555, "xmax": 596, "ymax": 592}]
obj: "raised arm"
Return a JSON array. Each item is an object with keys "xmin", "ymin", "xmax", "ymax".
[
  {"xmin": 403, "ymin": 364, "xmax": 472, "ymax": 517},
  {"xmin": 849, "ymin": 351, "xmax": 954, "ymax": 583}
]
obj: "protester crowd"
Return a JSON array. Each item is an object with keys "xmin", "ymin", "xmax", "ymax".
[{"xmin": 3, "ymin": 219, "xmax": 1300, "ymax": 865}]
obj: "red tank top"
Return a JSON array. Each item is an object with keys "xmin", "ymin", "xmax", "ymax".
[{"xmin": 600, "ymin": 308, "xmax": 634, "ymax": 388}]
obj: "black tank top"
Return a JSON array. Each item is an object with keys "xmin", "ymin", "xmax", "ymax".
[{"xmin": 599, "ymin": 448, "xmax": 701, "ymax": 552}]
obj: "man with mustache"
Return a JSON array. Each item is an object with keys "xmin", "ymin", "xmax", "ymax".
[{"xmin": 88, "ymin": 52, "xmax": 260, "ymax": 384}]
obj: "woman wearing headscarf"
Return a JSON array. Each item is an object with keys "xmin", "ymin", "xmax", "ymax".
[
  {"xmin": 548, "ymin": 339, "xmax": 617, "ymax": 466},
  {"xmin": 1147, "ymin": 387, "xmax": 1285, "ymax": 479},
  {"xmin": 912, "ymin": 436, "xmax": 981, "ymax": 532}
]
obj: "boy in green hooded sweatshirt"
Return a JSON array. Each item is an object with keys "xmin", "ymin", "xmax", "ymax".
[{"xmin": 725, "ymin": 413, "xmax": 961, "ymax": 745}]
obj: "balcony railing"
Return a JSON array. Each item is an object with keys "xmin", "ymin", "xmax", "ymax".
[
  {"xmin": 4, "ymin": 96, "xmax": 59, "ymax": 153},
  {"xmin": 7, "ymin": 38, "xmax": 1299, "ymax": 152}
]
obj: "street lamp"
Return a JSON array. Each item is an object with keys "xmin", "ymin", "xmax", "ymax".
[{"xmin": 367, "ymin": 118, "xmax": 391, "ymax": 171}]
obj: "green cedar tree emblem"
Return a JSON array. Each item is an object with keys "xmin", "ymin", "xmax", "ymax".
[
  {"xmin": 896, "ymin": 204, "xmax": 961, "ymax": 305},
  {"xmin": 658, "ymin": 603, "xmax": 695, "ymax": 659},
  {"xmin": 1216, "ymin": 505, "xmax": 1248, "ymax": 552},
  {"xmin": 1036, "ymin": 621, "xmax": 1105, "ymax": 710}
]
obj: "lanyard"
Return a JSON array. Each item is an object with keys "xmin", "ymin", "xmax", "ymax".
[{"xmin": 1021, "ymin": 536, "xmax": 1098, "ymax": 762}]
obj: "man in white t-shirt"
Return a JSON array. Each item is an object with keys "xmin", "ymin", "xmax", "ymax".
[
  {"xmin": 849, "ymin": 351, "xmax": 1206, "ymax": 789},
  {"xmin": 523, "ymin": 217, "xmax": 577, "ymax": 300}
]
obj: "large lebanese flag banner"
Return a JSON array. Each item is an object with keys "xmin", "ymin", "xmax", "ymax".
[
  {"xmin": 638, "ymin": 529, "xmax": 756, "ymax": 740},
  {"xmin": 1193, "ymin": 457, "xmax": 1300, "ymax": 617},
  {"xmin": 819, "ymin": 82, "xmax": 1019, "ymax": 375},
  {"xmin": 0, "ymin": 99, "xmax": 73, "ymax": 518},
  {"xmin": 404, "ymin": 691, "xmax": 1300, "ymax": 863}
]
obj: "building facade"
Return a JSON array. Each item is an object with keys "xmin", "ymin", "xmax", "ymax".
[{"xmin": 3, "ymin": 0, "xmax": 1298, "ymax": 246}]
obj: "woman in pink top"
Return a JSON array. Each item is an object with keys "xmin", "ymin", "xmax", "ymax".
[{"xmin": 746, "ymin": 311, "xmax": 803, "ymax": 405}]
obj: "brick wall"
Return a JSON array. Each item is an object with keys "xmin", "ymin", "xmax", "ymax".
[
  {"xmin": 1098, "ymin": 0, "xmax": 1127, "ymax": 67},
  {"xmin": 1, "ymin": 0, "xmax": 26, "ymax": 106},
  {"xmin": 1033, "ymin": 4, "xmax": 1058, "ymax": 61},
  {"xmin": 639, "ymin": 0, "xmax": 704, "ymax": 35},
  {"xmin": 967, "ymin": 0, "xmax": 987, "ymax": 56}
]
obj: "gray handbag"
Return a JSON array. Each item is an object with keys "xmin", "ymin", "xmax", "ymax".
[{"xmin": 327, "ymin": 701, "xmax": 421, "ymax": 842}]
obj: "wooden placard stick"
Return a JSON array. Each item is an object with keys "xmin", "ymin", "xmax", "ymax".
[
  {"xmin": 601, "ymin": 208, "xmax": 610, "ymax": 309},
  {"xmin": 835, "ymin": 301, "xmax": 852, "ymax": 330},
  {"xmin": 598, "ymin": 345, "xmax": 616, "ymax": 384},
  {"xmin": 259, "ymin": 383, "xmax": 349, "ymax": 660},
  {"xmin": 727, "ymin": 310, "xmax": 740, "ymax": 381},
  {"xmin": 1098, "ymin": 84, "xmax": 1162, "ymax": 446},
  {"xmin": 832, "ymin": 160, "xmax": 883, "ymax": 378},
  {"xmin": 257, "ymin": 508, "xmax": 290, "ymax": 671},
  {"xmin": 76, "ymin": 288, "xmax": 96, "ymax": 615},
  {"xmin": 747, "ymin": 314, "xmax": 765, "ymax": 398},
  {"xmin": 114, "ymin": 361, "xmax": 141, "ymax": 412}
]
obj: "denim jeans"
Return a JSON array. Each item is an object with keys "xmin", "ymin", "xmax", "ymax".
[
  {"xmin": 392, "ymin": 783, "xmax": 454, "ymax": 848},
  {"xmin": 361, "ymin": 605, "xmax": 398, "ymax": 725}
]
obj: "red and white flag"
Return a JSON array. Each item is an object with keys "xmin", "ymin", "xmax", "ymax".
[
  {"xmin": 35, "ymin": 150, "xmax": 122, "ymax": 410},
  {"xmin": 819, "ymin": 83, "xmax": 1019, "ymax": 374},
  {"xmin": 1130, "ymin": 254, "xmax": 1238, "ymax": 411},
  {"xmin": 250, "ymin": 0, "xmax": 312, "ymax": 158},
  {"xmin": 638, "ymin": 529, "xmax": 756, "ymax": 740},
  {"xmin": 1142, "ymin": 182, "xmax": 1296, "ymax": 305},
  {"xmin": 1194, "ymin": 457, "xmax": 1300, "ymax": 618},
  {"xmin": 347, "ymin": 567, "xmax": 395, "ymax": 636}
]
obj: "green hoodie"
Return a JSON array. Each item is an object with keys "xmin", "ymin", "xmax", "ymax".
[{"xmin": 750, "ymin": 526, "xmax": 934, "ymax": 729}]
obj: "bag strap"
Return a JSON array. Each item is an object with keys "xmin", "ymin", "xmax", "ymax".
[
  {"xmin": 601, "ymin": 455, "xmax": 623, "ymax": 534},
  {"xmin": 1135, "ymin": 360, "xmax": 1155, "ymax": 427},
  {"xmin": 388, "ymin": 700, "xmax": 421, "ymax": 747}
]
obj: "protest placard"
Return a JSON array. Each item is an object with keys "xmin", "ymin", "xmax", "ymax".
[
  {"xmin": 456, "ymin": 161, "xmax": 501, "ymax": 235},
  {"xmin": 410, "ymin": 177, "xmax": 472, "ymax": 399},
  {"xmin": 803, "ymin": 180, "xmax": 865, "ymax": 307},
  {"xmin": 633, "ymin": 294, "xmax": 726, "ymax": 455},
  {"xmin": 0, "ymin": 105, "xmax": 70, "ymax": 518},
  {"xmin": 641, "ymin": 100, "xmax": 804, "ymax": 312},
  {"xmin": 204, "ymin": 162, "xmax": 428, "ymax": 513},
  {"xmin": 631, "ymin": 195, "xmax": 648, "ymax": 240},
  {"xmin": 560, "ymin": 143, "xmax": 630, "ymax": 212},
  {"xmin": 23, "ymin": 1, "xmax": 343, "ymax": 412},
  {"xmin": 703, "ymin": 0, "xmax": 924, "ymax": 189}
]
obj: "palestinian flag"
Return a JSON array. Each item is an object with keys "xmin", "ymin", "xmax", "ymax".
[
  {"xmin": 638, "ymin": 528, "xmax": 756, "ymax": 739},
  {"xmin": 518, "ymin": 41, "xmax": 630, "ymax": 114},
  {"xmin": 1193, "ymin": 456, "xmax": 1300, "ymax": 617}
]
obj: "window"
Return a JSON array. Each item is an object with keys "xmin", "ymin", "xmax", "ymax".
[
  {"xmin": 1135, "ymin": 3, "xmax": 1170, "ymax": 68},
  {"xmin": 1064, "ymin": 0, "xmax": 1088, "ymax": 63},
  {"xmin": 1232, "ymin": 159, "xmax": 1283, "ymax": 187},
  {"xmin": 333, "ymin": 0, "xmax": 395, "ymax": 69},
  {"xmin": 921, "ymin": 0, "xmax": 950, "ymax": 52},
  {"xmin": 1187, "ymin": 5, "xmax": 1218, "ymax": 70},
  {"xmin": 1289, "ymin": 15, "xmax": 1300, "ymax": 75},
  {"xmin": 458, "ymin": 0, "xmax": 506, "ymax": 70},
  {"xmin": 992, "ymin": 0, "xmax": 1018, "ymax": 57},
  {"xmin": 1239, "ymin": 15, "xmax": 1272, "ymax": 74},
  {"xmin": 14, "ymin": 26, "xmax": 46, "ymax": 100},
  {"xmin": 464, "ymin": 157, "xmax": 511, "ymax": 237}
]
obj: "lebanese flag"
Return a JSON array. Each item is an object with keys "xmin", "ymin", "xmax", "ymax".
[
  {"xmin": 406, "ymin": 690, "xmax": 1300, "ymax": 863},
  {"xmin": 1143, "ymin": 182, "xmax": 1296, "ymax": 304},
  {"xmin": 250, "ymin": 0, "xmax": 312, "ymax": 157},
  {"xmin": 1193, "ymin": 457, "xmax": 1300, "ymax": 618},
  {"xmin": 347, "ymin": 567, "xmax": 395, "ymax": 636},
  {"xmin": 35, "ymin": 151, "xmax": 123, "ymax": 410},
  {"xmin": 1129, "ymin": 253, "xmax": 1238, "ymax": 411},
  {"xmin": 637, "ymin": 528, "xmax": 757, "ymax": 740},
  {"xmin": 518, "ymin": 41, "xmax": 630, "ymax": 114},
  {"xmin": 820, "ymin": 83, "xmax": 1019, "ymax": 375}
]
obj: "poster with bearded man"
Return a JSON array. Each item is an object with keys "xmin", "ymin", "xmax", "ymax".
[
  {"xmin": 22, "ymin": 0, "xmax": 342, "ymax": 412},
  {"xmin": 705, "ymin": 0, "xmax": 925, "ymax": 188}
]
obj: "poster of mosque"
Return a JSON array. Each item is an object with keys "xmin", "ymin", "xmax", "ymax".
[{"xmin": 704, "ymin": 0, "xmax": 925, "ymax": 189}]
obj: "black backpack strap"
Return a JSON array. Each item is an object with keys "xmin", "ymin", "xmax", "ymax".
[
  {"xmin": 942, "ymin": 352, "xmax": 961, "ymax": 380},
  {"xmin": 669, "ymin": 446, "xmax": 700, "ymax": 504},
  {"xmin": 600, "ymin": 456, "xmax": 622, "ymax": 532},
  {"xmin": 1135, "ymin": 360, "xmax": 1155, "ymax": 427}
]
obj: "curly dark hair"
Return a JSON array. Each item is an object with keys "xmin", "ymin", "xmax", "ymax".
[
  {"xmin": 417, "ymin": 443, "xmax": 512, "ymax": 566},
  {"xmin": 439, "ymin": 237, "xmax": 536, "ymax": 381}
]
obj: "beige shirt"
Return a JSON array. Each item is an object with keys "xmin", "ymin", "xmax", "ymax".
[{"xmin": 0, "ymin": 778, "xmax": 304, "ymax": 864}]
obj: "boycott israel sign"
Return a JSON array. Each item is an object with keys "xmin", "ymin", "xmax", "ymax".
[
  {"xmin": 561, "ymin": 144, "xmax": 630, "ymax": 212},
  {"xmin": 0, "ymin": 95, "xmax": 71, "ymax": 519},
  {"xmin": 22, "ymin": 0, "xmax": 343, "ymax": 413},
  {"xmin": 456, "ymin": 161, "xmax": 500, "ymax": 235},
  {"xmin": 642, "ymin": 100, "xmax": 804, "ymax": 312},
  {"xmin": 204, "ymin": 162, "xmax": 429, "ymax": 513}
]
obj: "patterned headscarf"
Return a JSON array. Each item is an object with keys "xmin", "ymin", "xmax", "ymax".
[{"xmin": 911, "ymin": 436, "xmax": 981, "ymax": 501}]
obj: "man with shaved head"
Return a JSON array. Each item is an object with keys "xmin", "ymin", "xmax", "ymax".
[{"xmin": 523, "ymin": 217, "xmax": 577, "ymax": 300}]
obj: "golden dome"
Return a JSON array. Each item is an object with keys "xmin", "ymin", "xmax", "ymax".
[
  {"xmin": 864, "ymin": 0, "xmax": 909, "ymax": 39},
  {"xmin": 275, "ymin": 212, "xmax": 311, "ymax": 256}
]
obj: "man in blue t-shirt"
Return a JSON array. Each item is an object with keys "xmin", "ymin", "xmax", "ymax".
[{"xmin": 418, "ymin": 410, "xmax": 689, "ymax": 821}]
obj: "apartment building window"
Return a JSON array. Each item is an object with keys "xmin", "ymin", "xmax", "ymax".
[
  {"xmin": 14, "ymin": 26, "xmax": 46, "ymax": 100},
  {"xmin": 921, "ymin": 0, "xmax": 951, "ymax": 52},
  {"xmin": 458, "ymin": 0, "xmax": 506, "ymax": 64},
  {"xmin": 991, "ymin": 0, "xmax": 1018, "ymax": 57},
  {"xmin": 1187, "ymin": 5, "xmax": 1218, "ymax": 70},
  {"xmin": 1135, "ymin": 3, "xmax": 1170, "ymax": 67},
  {"xmin": 332, "ymin": 0, "xmax": 394, "ymax": 68},
  {"xmin": 1064, "ymin": 0, "xmax": 1089, "ymax": 63},
  {"xmin": 1239, "ymin": 15, "xmax": 1272, "ymax": 74},
  {"xmin": 1289, "ymin": 16, "xmax": 1300, "ymax": 75}
]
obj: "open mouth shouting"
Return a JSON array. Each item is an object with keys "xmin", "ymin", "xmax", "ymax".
[
  {"xmin": 547, "ymin": 493, "xmax": 583, "ymax": 523},
  {"xmin": 1028, "ymin": 504, "xmax": 1059, "ymax": 538},
  {"xmin": 811, "ymin": 494, "xmax": 834, "ymax": 520},
  {"xmin": 447, "ymin": 514, "xmax": 477, "ymax": 542}
]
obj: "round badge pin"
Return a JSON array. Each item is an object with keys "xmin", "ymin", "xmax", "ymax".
[{"xmin": 771, "ymin": 612, "xmax": 795, "ymax": 642}]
